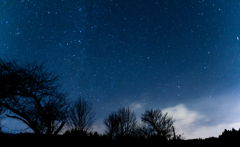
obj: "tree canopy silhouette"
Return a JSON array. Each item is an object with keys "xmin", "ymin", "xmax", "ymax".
[{"xmin": 0, "ymin": 59, "xmax": 68, "ymax": 135}]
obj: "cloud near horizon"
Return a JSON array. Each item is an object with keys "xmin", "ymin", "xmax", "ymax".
[
  {"xmin": 162, "ymin": 104, "xmax": 240, "ymax": 139},
  {"xmin": 93, "ymin": 103, "xmax": 240, "ymax": 139}
]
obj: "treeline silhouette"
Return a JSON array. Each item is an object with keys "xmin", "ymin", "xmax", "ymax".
[{"xmin": 0, "ymin": 59, "xmax": 238, "ymax": 146}]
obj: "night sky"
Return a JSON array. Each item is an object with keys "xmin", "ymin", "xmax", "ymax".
[{"xmin": 1, "ymin": 0, "xmax": 240, "ymax": 139}]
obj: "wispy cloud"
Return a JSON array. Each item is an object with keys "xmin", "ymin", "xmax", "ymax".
[
  {"xmin": 130, "ymin": 102, "xmax": 143, "ymax": 110},
  {"xmin": 162, "ymin": 104, "xmax": 203, "ymax": 127}
]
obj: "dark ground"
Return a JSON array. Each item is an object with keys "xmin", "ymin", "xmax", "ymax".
[{"xmin": 0, "ymin": 132, "xmax": 235, "ymax": 147}]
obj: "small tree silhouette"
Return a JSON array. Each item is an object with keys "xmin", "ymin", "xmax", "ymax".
[
  {"xmin": 141, "ymin": 109, "xmax": 175, "ymax": 140},
  {"xmin": 103, "ymin": 111, "xmax": 120, "ymax": 139},
  {"xmin": 67, "ymin": 97, "xmax": 96, "ymax": 134},
  {"xmin": 103, "ymin": 107, "xmax": 137, "ymax": 140},
  {"xmin": 117, "ymin": 107, "xmax": 137, "ymax": 137}
]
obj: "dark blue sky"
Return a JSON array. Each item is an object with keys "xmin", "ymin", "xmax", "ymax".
[{"xmin": 1, "ymin": 0, "xmax": 240, "ymax": 139}]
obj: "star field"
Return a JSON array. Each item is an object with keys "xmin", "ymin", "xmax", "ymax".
[{"xmin": 1, "ymin": 0, "xmax": 240, "ymax": 139}]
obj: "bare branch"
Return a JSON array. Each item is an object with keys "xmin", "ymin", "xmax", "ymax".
[
  {"xmin": 103, "ymin": 107, "xmax": 137, "ymax": 140},
  {"xmin": 67, "ymin": 97, "xmax": 96, "ymax": 133},
  {"xmin": 141, "ymin": 109, "xmax": 175, "ymax": 140},
  {"xmin": 0, "ymin": 59, "xmax": 68, "ymax": 135}
]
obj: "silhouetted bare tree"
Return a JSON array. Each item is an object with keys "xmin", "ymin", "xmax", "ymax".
[
  {"xmin": 117, "ymin": 107, "xmax": 137, "ymax": 136},
  {"xmin": 103, "ymin": 107, "xmax": 137, "ymax": 139},
  {"xmin": 0, "ymin": 59, "xmax": 68, "ymax": 135},
  {"xmin": 141, "ymin": 109, "xmax": 174, "ymax": 140},
  {"xmin": 67, "ymin": 97, "xmax": 96, "ymax": 133},
  {"xmin": 103, "ymin": 111, "xmax": 120, "ymax": 139}
]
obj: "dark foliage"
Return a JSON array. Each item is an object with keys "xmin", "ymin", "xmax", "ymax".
[{"xmin": 219, "ymin": 128, "xmax": 240, "ymax": 140}]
